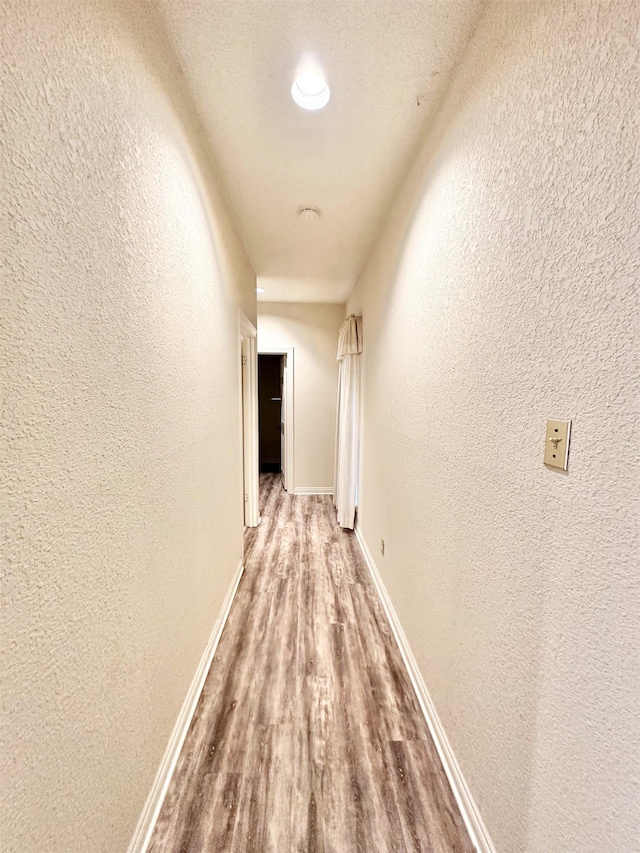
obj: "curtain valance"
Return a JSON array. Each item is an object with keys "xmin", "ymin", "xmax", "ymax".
[{"xmin": 337, "ymin": 314, "xmax": 363, "ymax": 362}]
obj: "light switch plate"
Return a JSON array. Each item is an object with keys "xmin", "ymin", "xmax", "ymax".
[{"xmin": 544, "ymin": 419, "xmax": 571, "ymax": 470}]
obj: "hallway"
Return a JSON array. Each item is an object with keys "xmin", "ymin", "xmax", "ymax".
[
  {"xmin": 4, "ymin": 2, "xmax": 639, "ymax": 851},
  {"xmin": 148, "ymin": 476, "xmax": 473, "ymax": 852}
]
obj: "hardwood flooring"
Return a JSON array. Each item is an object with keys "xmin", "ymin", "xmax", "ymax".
[{"xmin": 148, "ymin": 475, "xmax": 474, "ymax": 853}]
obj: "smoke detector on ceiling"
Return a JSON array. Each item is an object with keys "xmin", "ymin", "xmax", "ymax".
[{"xmin": 298, "ymin": 207, "xmax": 320, "ymax": 221}]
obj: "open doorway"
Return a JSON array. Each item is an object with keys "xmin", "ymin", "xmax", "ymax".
[
  {"xmin": 258, "ymin": 348, "xmax": 294, "ymax": 492},
  {"xmin": 258, "ymin": 355, "xmax": 283, "ymax": 475}
]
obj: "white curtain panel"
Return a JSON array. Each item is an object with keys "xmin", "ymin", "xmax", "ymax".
[{"xmin": 334, "ymin": 315, "xmax": 363, "ymax": 529}]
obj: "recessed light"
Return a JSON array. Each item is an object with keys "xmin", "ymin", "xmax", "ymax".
[
  {"xmin": 291, "ymin": 73, "xmax": 330, "ymax": 111},
  {"xmin": 256, "ymin": 287, "xmax": 265, "ymax": 294}
]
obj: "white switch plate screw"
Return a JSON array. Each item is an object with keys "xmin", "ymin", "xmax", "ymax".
[{"xmin": 380, "ymin": 539, "xmax": 385, "ymax": 556}]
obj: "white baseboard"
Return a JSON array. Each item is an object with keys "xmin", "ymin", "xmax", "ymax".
[
  {"xmin": 293, "ymin": 486, "xmax": 334, "ymax": 495},
  {"xmin": 353, "ymin": 525, "xmax": 496, "ymax": 853},
  {"xmin": 127, "ymin": 558, "xmax": 245, "ymax": 853}
]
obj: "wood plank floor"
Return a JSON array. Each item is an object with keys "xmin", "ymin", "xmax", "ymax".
[{"xmin": 148, "ymin": 475, "xmax": 474, "ymax": 853}]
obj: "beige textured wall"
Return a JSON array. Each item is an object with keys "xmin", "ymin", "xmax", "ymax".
[
  {"xmin": 258, "ymin": 303, "xmax": 344, "ymax": 491},
  {"xmin": 1, "ymin": 2, "xmax": 255, "ymax": 851},
  {"xmin": 347, "ymin": 2, "xmax": 639, "ymax": 851}
]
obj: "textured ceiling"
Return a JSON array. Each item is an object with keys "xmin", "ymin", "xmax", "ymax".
[{"xmin": 157, "ymin": 1, "xmax": 484, "ymax": 303}]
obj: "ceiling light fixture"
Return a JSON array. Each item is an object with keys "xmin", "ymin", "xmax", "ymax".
[
  {"xmin": 291, "ymin": 73, "xmax": 330, "ymax": 111},
  {"xmin": 256, "ymin": 287, "xmax": 265, "ymax": 294}
]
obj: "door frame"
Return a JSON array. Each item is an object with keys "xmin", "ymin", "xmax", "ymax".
[
  {"xmin": 239, "ymin": 311, "xmax": 259, "ymax": 527},
  {"xmin": 258, "ymin": 347, "xmax": 294, "ymax": 493}
]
